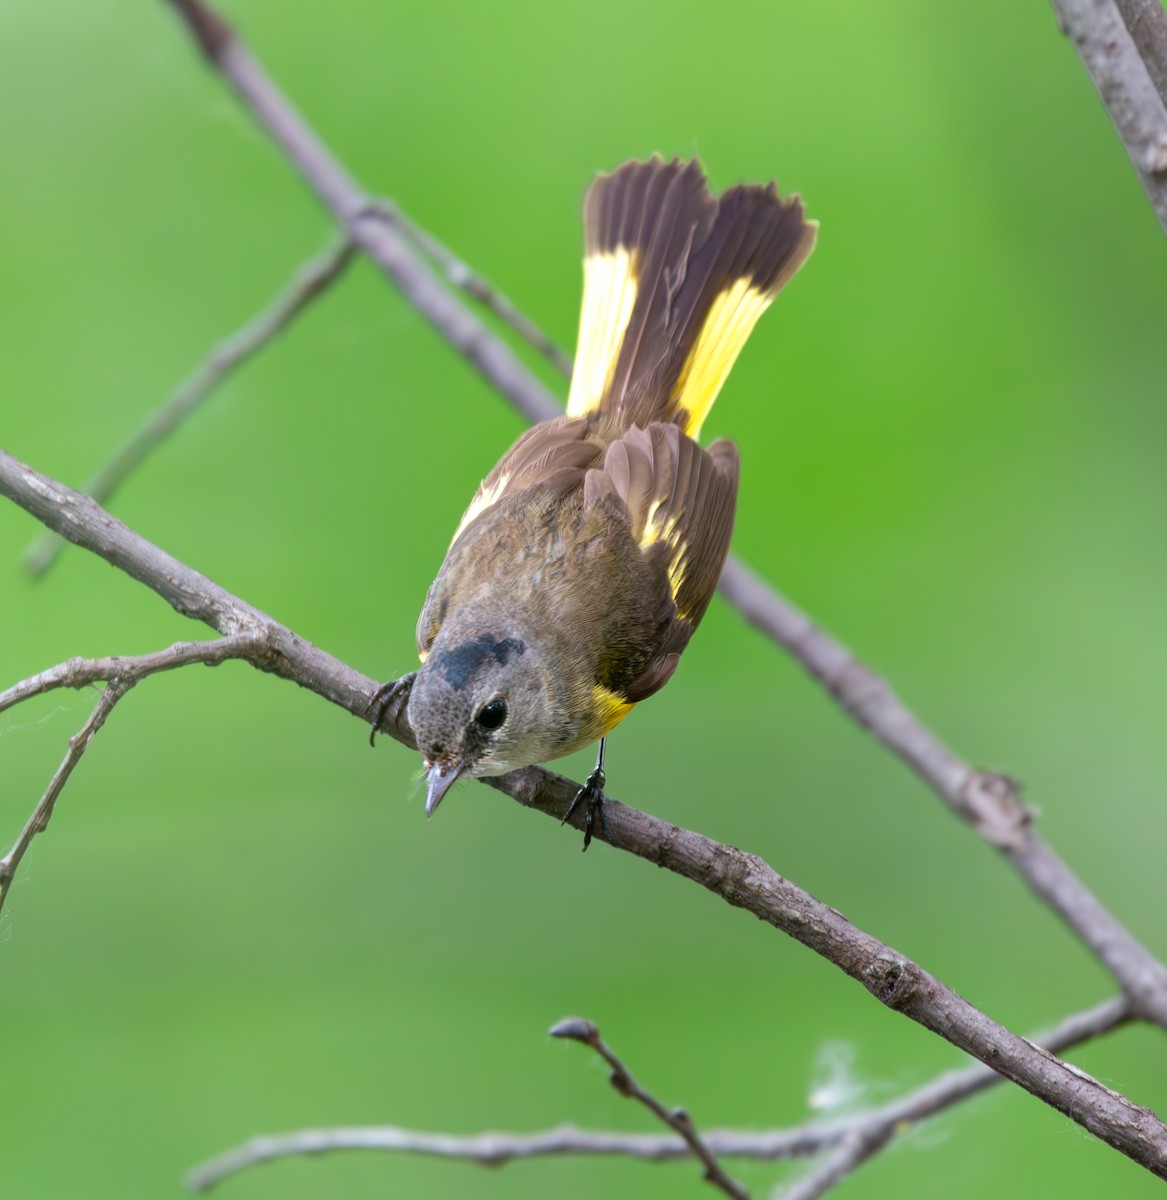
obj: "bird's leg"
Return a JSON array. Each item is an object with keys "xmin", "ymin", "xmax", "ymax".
[
  {"xmin": 562, "ymin": 737, "xmax": 608, "ymax": 852},
  {"xmin": 367, "ymin": 673, "xmax": 416, "ymax": 747}
]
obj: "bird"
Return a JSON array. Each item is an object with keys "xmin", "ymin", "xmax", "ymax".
[{"xmin": 371, "ymin": 156, "xmax": 816, "ymax": 848}]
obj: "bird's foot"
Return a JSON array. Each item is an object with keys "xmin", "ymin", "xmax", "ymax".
[
  {"xmin": 367, "ymin": 673, "xmax": 416, "ymax": 747},
  {"xmin": 562, "ymin": 764, "xmax": 607, "ymax": 852}
]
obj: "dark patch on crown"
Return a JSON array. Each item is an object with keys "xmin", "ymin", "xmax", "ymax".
[{"xmin": 432, "ymin": 633, "xmax": 526, "ymax": 690}]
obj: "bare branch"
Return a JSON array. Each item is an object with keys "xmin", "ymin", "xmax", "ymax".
[
  {"xmin": 162, "ymin": 0, "xmax": 561, "ymax": 425},
  {"xmin": 0, "ymin": 682, "xmax": 129, "ymax": 916},
  {"xmin": 159, "ymin": 0, "xmax": 1167, "ymax": 1028},
  {"xmin": 2, "ymin": 447, "xmax": 1164, "ymax": 1177},
  {"xmin": 778, "ymin": 1129, "xmax": 883, "ymax": 1200},
  {"xmin": 0, "ymin": 635, "xmax": 265, "ymax": 717},
  {"xmin": 780, "ymin": 990, "xmax": 1132, "ymax": 1197},
  {"xmin": 370, "ymin": 200, "xmax": 573, "ymax": 375},
  {"xmin": 0, "ymin": 449, "xmax": 388, "ymax": 728},
  {"xmin": 186, "ymin": 996, "xmax": 1133, "ymax": 1193},
  {"xmin": 22, "ymin": 237, "xmax": 355, "ymax": 578},
  {"xmin": 1115, "ymin": 0, "xmax": 1167, "ymax": 110},
  {"xmin": 186, "ymin": 1124, "xmax": 692, "ymax": 1190},
  {"xmin": 1051, "ymin": 0, "xmax": 1167, "ymax": 234},
  {"xmin": 718, "ymin": 558, "xmax": 1167, "ymax": 1028},
  {"xmin": 0, "ymin": 635, "xmax": 267, "ymax": 917},
  {"xmin": 550, "ymin": 1018, "xmax": 748, "ymax": 1199}
]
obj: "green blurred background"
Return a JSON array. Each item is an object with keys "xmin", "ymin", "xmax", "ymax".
[{"xmin": 2, "ymin": 1, "xmax": 1165, "ymax": 1196}]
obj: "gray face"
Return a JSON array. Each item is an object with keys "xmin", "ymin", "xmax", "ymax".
[{"xmin": 407, "ymin": 630, "xmax": 558, "ymax": 814}]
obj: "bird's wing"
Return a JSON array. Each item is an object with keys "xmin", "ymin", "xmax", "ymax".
[
  {"xmin": 584, "ymin": 421, "xmax": 740, "ymax": 701},
  {"xmin": 445, "ymin": 415, "xmax": 597, "ymax": 552},
  {"xmin": 417, "ymin": 416, "xmax": 599, "ymax": 658}
]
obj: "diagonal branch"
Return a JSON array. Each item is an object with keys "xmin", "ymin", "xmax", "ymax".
[
  {"xmin": 717, "ymin": 559, "xmax": 1167, "ymax": 1028},
  {"xmin": 1051, "ymin": 0, "xmax": 1167, "ymax": 235},
  {"xmin": 0, "ymin": 449, "xmax": 375, "ymax": 723},
  {"xmin": 22, "ymin": 236, "xmax": 355, "ymax": 578},
  {"xmin": 1, "ymin": 446, "xmax": 1165, "ymax": 1178},
  {"xmin": 1114, "ymin": 0, "xmax": 1167, "ymax": 115},
  {"xmin": 163, "ymin": 0, "xmax": 561, "ymax": 426},
  {"xmin": 185, "ymin": 995, "xmax": 1133, "ymax": 1193},
  {"xmin": 160, "ymin": 0, "xmax": 1167, "ymax": 1029},
  {"xmin": 372, "ymin": 198, "xmax": 574, "ymax": 375}
]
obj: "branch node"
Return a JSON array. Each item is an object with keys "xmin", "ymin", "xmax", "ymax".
[
  {"xmin": 865, "ymin": 954, "xmax": 920, "ymax": 1010},
  {"xmin": 961, "ymin": 769, "xmax": 1031, "ymax": 849},
  {"xmin": 167, "ymin": 0, "xmax": 234, "ymax": 62}
]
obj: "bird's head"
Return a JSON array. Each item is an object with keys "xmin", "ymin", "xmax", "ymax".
[{"xmin": 407, "ymin": 628, "xmax": 557, "ymax": 815}]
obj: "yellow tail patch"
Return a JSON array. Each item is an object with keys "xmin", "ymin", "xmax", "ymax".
[
  {"xmin": 566, "ymin": 248, "xmax": 639, "ymax": 419},
  {"xmin": 670, "ymin": 278, "xmax": 775, "ymax": 440}
]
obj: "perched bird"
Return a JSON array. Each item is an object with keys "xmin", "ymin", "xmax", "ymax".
[{"xmin": 372, "ymin": 156, "xmax": 816, "ymax": 846}]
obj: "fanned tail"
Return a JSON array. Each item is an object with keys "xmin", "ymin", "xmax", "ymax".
[{"xmin": 565, "ymin": 156, "xmax": 816, "ymax": 439}]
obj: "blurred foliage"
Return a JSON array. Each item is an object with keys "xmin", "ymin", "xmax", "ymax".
[{"xmin": 1, "ymin": 1, "xmax": 1165, "ymax": 1197}]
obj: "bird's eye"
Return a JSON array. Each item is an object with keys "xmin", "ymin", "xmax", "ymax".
[{"xmin": 475, "ymin": 697, "xmax": 508, "ymax": 731}]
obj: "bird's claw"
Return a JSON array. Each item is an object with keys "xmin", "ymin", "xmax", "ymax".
[
  {"xmin": 367, "ymin": 673, "xmax": 416, "ymax": 747},
  {"xmin": 562, "ymin": 765, "xmax": 607, "ymax": 852}
]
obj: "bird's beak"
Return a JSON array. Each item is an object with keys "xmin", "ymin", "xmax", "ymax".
[{"xmin": 424, "ymin": 761, "xmax": 464, "ymax": 817}]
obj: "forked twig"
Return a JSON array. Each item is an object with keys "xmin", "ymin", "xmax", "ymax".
[
  {"xmin": 371, "ymin": 199, "xmax": 573, "ymax": 375},
  {"xmin": 185, "ymin": 996, "xmax": 1133, "ymax": 1194},
  {"xmin": 0, "ymin": 635, "xmax": 266, "ymax": 917},
  {"xmin": 550, "ymin": 1018, "xmax": 749, "ymax": 1199},
  {"xmin": 0, "ymin": 635, "xmax": 265, "ymax": 716}
]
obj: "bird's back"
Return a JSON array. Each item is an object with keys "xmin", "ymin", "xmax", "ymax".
[{"xmin": 406, "ymin": 157, "xmax": 815, "ymax": 780}]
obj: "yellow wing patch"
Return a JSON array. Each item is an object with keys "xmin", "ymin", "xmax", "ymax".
[
  {"xmin": 449, "ymin": 471, "xmax": 510, "ymax": 549},
  {"xmin": 670, "ymin": 278, "xmax": 774, "ymax": 440},
  {"xmin": 566, "ymin": 248, "xmax": 640, "ymax": 418},
  {"xmin": 638, "ymin": 504, "xmax": 693, "ymax": 618},
  {"xmin": 592, "ymin": 683, "xmax": 636, "ymax": 735}
]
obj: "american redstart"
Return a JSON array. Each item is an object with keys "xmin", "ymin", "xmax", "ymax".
[{"xmin": 372, "ymin": 156, "xmax": 815, "ymax": 847}]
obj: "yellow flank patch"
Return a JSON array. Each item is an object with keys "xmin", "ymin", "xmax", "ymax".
[
  {"xmin": 566, "ymin": 248, "xmax": 639, "ymax": 418},
  {"xmin": 591, "ymin": 683, "xmax": 636, "ymax": 735},
  {"xmin": 449, "ymin": 471, "xmax": 510, "ymax": 549},
  {"xmin": 671, "ymin": 278, "xmax": 774, "ymax": 439}
]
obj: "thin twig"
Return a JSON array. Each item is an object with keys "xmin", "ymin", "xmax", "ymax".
[
  {"xmin": 162, "ymin": 0, "xmax": 561, "ymax": 426},
  {"xmin": 185, "ymin": 996, "xmax": 1133, "ymax": 1192},
  {"xmin": 22, "ymin": 236, "xmax": 355, "ymax": 578},
  {"xmin": 550, "ymin": 1018, "xmax": 749, "ymax": 1199},
  {"xmin": 161, "ymin": 0, "xmax": 1167, "ymax": 1030},
  {"xmin": 0, "ymin": 636, "xmax": 266, "ymax": 917},
  {"xmin": 1051, "ymin": 0, "xmax": 1167, "ymax": 235},
  {"xmin": 778, "ymin": 1129, "xmax": 885, "ymax": 1200},
  {"xmin": 3, "ymin": 446, "xmax": 1164, "ymax": 1176},
  {"xmin": 0, "ymin": 682, "xmax": 129, "ymax": 915},
  {"xmin": 0, "ymin": 635, "xmax": 265, "ymax": 717},
  {"xmin": 370, "ymin": 200, "xmax": 574, "ymax": 375}
]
